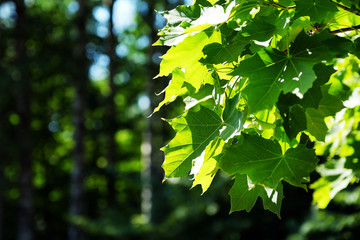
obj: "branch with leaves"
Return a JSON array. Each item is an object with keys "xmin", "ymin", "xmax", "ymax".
[{"xmin": 153, "ymin": 0, "xmax": 360, "ymax": 217}]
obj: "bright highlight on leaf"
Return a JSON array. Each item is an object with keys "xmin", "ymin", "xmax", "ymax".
[{"xmin": 154, "ymin": 0, "xmax": 360, "ymax": 217}]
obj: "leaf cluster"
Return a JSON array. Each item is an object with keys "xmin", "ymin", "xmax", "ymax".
[{"xmin": 154, "ymin": 0, "xmax": 360, "ymax": 216}]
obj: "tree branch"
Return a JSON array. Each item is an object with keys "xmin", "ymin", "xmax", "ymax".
[
  {"xmin": 268, "ymin": 0, "xmax": 360, "ymax": 17},
  {"xmin": 330, "ymin": 24, "xmax": 360, "ymax": 34},
  {"xmin": 268, "ymin": 0, "xmax": 296, "ymax": 10},
  {"xmin": 330, "ymin": 0, "xmax": 360, "ymax": 17}
]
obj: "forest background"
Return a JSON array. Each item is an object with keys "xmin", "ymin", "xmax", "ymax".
[{"xmin": 0, "ymin": 0, "xmax": 359, "ymax": 240}]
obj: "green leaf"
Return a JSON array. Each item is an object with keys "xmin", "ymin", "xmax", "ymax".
[
  {"xmin": 157, "ymin": 29, "xmax": 221, "ymax": 91},
  {"xmin": 220, "ymin": 133, "xmax": 319, "ymax": 189},
  {"xmin": 154, "ymin": 0, "xmax": 358, "ymax": 215},
  {"xmin": 321, "ymin": 32, "xmax": 353, "ymax": 59},
  {"xmin": 162, "ymin": 100, "xmax": 244, "ymax": 178},
  {"xmin": 183, "ymin": 83, "xmax": 214, "ymax": 110},
  {"xmin": 154, "ymin": 4, "xmax": 202, "ymax": 46},
  {"xmin": 162, "ymin": 106, "xmax": 222, "ymax": 178},
  {"xmin": 154, "ymin": 26, "xmax": 190, "ymax": 47},
  {"xmin": 230, "ymin": 1, "xmax": 262, "ymax": 24},
  {"xmin": 152, "ymin": 69, "xmax": 188, "ymax": 114},
  {"xmin": 277, "ymin": 92, "xmax": 301, "ymax": 116},
  {"xmin": 317, "ymin": 85, "xmax": 344, "ymax": 117},
  {"xmin": 295, "ymin": 64, "xmax": 335, "ymax": 110},
  {"xmin": 191, "ymin": 2, "xmax": 234, "ymax": 26},
  {"xmin": 220, "ymin": 93, "xmax": 244, "ymax": 139},
  {"xmin": 231, "ymin": 53, "xmax": 282, "ymax": 112},
  {"xmin": 192, "ymin": 137, "xmax": 224, "ymax": 193},
  {"xmin": 183, "ymin": 61, "xmax": 211, "ymax": 91},
  {"xmin": 162, "ymin": 4, "xmax": 201, "ymax": 26},
  {"xmin": 313, "ymin": 63, "xmax": 335, "ymax": 87},
  {"xmin": 311, "ymin": 158, "xmax": 354, "ymax": 209},
  {"xmin": 194, "ymin": 0, "xmax": 214, "ymax": 7},
  {"xmin": 231, "ymin": 31, "xmax": 332, "ymax": 113},
  {"xmin": 157, "ymin": 30, "xmax": 217, "ymax": 77},
  {"xmin": 241, "ymin": 7, "xmax": 289, "ymax": 42},
  {"xmin": 299, "ymin": 84, "xmax": 343, "ymax": 141},
  {"xmin": 301, "ymin": 86, "xmax": 323, "ymax": 109},
  {"xmin": 294, "ymin": 0, "xmax": 338, "ymax": 23},
  {"xmin": 229, "ymin": 174, "xmax": 284, "ymax": 218},
  {"xmin": 305, "ymin": 108, "xmax": 328, "ymax": 141},
  {"xmin": 284, "ymin": 104, "xmax": 307, "ymax": 140},
  {"xmin": 155, "ymin": 2, "xmax": 233, "ymax": 46},
  {"xmin": 277, "ymin": 0, "xmax": 295, "ymax": 6},
  {"xmin": 201, "ymin": 41, "xmax": 247, "ymax": 64},
  {"xmin": 241, "ymin": 16, "xmax": 277, "ymax": 42}
]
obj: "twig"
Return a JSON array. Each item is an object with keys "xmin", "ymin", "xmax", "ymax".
[
  {"xmin": 268, "ymin": 0, "xmax": 296, "ymax": 10},
  {"xmin": 268, "ymin": 0, "xmax": 360, "ymax": 17},
  {"xmin": 330, "ymin": 0, "xmax": 360, "ymax": 17},
  {"xmin": 330, "ymin": 24, "xmax": 360, "ymax": 34},
  {"xmin": 266, "ymin": 0, "xmax": 360, "ymax": 35}
]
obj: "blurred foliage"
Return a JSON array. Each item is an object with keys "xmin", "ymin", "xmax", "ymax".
[{"xmin": 0, "ymin": 0, "xmax": 359, "ymax": 239}]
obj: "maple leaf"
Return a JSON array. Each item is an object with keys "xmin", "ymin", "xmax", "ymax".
[
  {"xmin": 231, "ymin": 31, "xmax": 332, "ymax": 113},
  {"xmin": 162, "ymin": 95, "xmax": 244, "ymax": 179},
  {"xmin": 220, "ymin": 133, "xmax": 319, "ymax": 189},
  {"xmin": 229, "ymin": 174, "xmax": 284, "ymax": 218},
  {"xmin": 294, "ymin": 0, "xmax": 338, "ymax": 23}
]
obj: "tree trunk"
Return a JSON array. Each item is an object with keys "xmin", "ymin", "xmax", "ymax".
[
  {"xmin": 106, "ymin": 0, "xmax": 117, "ymax": 208},
  {"xmin": 0, "ymin": 169, "xmax": 3, "ymax": 240},
  {"xmin": 141, "ymin": 0, "xmax": 164, "ymax": 223},
  {"xmin": 13, "ymin": 1, "xmax": 34, "ymax": 239},
  {"xmin": 69, "ymin": 0, "xmax": 87, "ymax": 239}
]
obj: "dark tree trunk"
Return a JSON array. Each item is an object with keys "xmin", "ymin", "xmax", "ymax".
[
  {"xmin": 13, "ymin": 1, "xmax": 34, "ymax": 240},
  {"xmin": 69, "ymin": 0, "xmax": 87, "ymax": 239},
  {"xmin": 141, "ymin": 0, "xmax": 165, "ymax": 223},
  {"xmin": 141, "ymin": 0, "xmax": 188, "ymax": 224},
  {"xmin": 0, "ymin": 168, "xmax": 3, "ymax": 240},
  {"xmin": 106, "ymin": 0, "xmax": 117, "ymax": 207}
]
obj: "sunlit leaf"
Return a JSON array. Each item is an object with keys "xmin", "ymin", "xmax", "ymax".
[
  {"xmin": 162, "ymin": 97, "xmax": 244, "ymax": 178},
  {"xmin": 153, "ymin": 69, "xmax": 188, "ymax": 114},
  {"xmin": 311, "ymin": 158, "xmax": 354, "ymax": 209},
  {"xmin": 192, "ymin": 137, "xmax": 224, "ymax": 193}
]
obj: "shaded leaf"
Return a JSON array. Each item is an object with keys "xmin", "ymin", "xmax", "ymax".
[
  {"xmin": 231, "ymin": 31, "xmax": 332, "ymax": 113},
  {"xmin": 305, "ymin": 108, "xmax": 328, "ymax": 141},
  {"xmin": 294, "ymin": 0, "xmax": 338, "ymax": 23},
  {"xmin": 241, "ymin": 7, "xmax": 289, "ymax": 42},
  {"xmin": 318, "ymin": 85, "xmax": 344, "ymax": 117},
  {"xmin": 201, "ymin": 41, "xmax": 247, "ymax": 64},
  {"xmin": 229, "ymin": 174, "xmax": 284, "ymax": 218},
  {"xmin": 301, "ymin": 86, "xmax": 323, "ymax": 109},
  {"xmin": 285, "ymin": 104, "xmax": 307, "ymax": 140},
  {"xmin": 220, "ymin": 133, "xmax": 318, "ymax": 189}
]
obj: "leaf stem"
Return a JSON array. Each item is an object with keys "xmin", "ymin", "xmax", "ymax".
[
  {"xmin": 330, "ymin": 0, "xmax": 360, "ymax": 17},
  {"xmin": 267, "ymin": 0, "xmax": 296, "ymax": 10},
  {"xmin": 283, "ymin": 133, "xmax": 287, "ymax": 154},
  {"xmin": 228, "ymin": 76, "xmax": 241, "ymax": 98}
]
